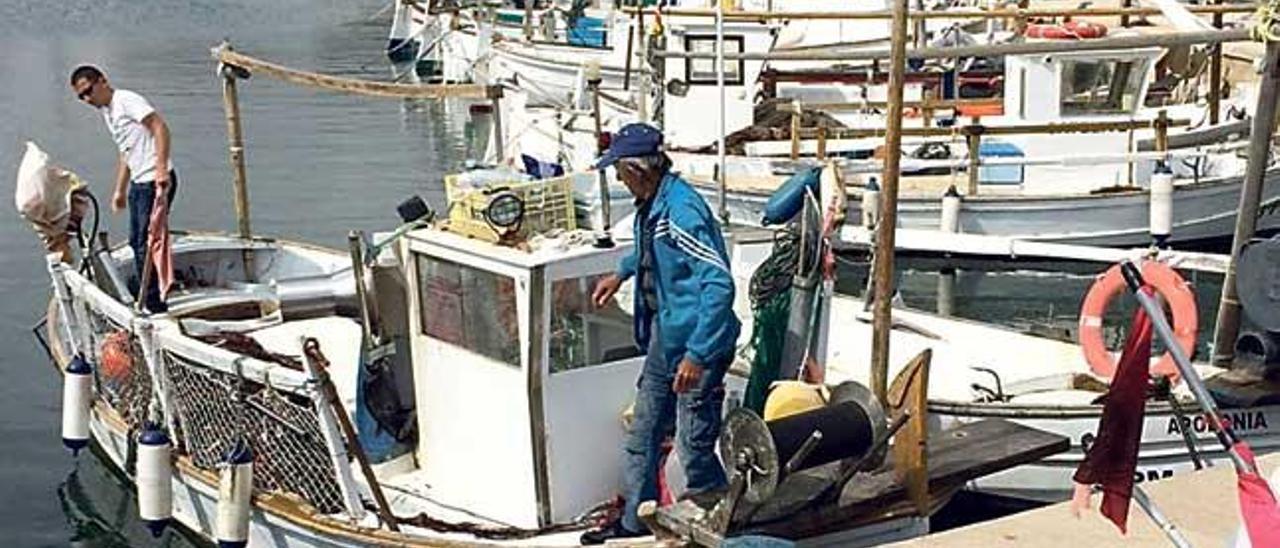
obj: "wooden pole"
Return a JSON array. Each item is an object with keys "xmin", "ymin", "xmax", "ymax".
[
  {"xmin": 523, "ymin": 0, "xmax": 534, "ymax": 41},
  {"xmin": 790, "ymin": 100, "xmax": 802, "ymax": 160},
  {"xmin": 817, "ymin": 125, "xmax": 828, "ymax": 160},
  {"xmin": 871, "ymin": 0, "xmax": 910, "ymax": 408},
  {"xmin": 1210, "ymin": 0, "xmax": 1223, "ymax": 125},
  {"xmin": 218, "ymin": 58, "xmax": 257, "ymax": 283},
  {"xmin": 623, "ymin": 24, "xmax": 635, "ymax": 91},
  {"xmin": 1211, "ymin": 40, "xmax": 1280, "ymax": 366},
  {"xmin": 220, "ymin": 67, "xmax": 251, "ymax": 241},
  {"xmin": 1120, "ymin": 0, "xmax": 1132, "ymax": 28},
  {"xmin": 302, "ymin": 339, "xmax": 400, "ymax": 532},
  {"xmin": 966, "ymin": 128, "xmax": 982, "ymax": 196},
  {"xmin": 1154, "ymin": 109, "xmax": 1169, "ymax": 153}
]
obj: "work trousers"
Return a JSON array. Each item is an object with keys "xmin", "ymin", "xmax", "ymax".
[
  {"xmin": 128, "ymin": 171, "xmax": 177, "ymax": 313},
  {"xmin": 621, "ymin": 321, "xmax": 729, "ymax": 533}
]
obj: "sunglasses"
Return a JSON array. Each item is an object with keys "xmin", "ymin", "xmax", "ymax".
[{"xmin": 76, "ymin": 80, "xmax": 98, "ymax": 102}]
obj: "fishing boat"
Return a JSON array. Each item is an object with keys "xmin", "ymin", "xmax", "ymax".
[
  {"xmin": 24, "ymin": 45, "xmax": 1069, "ymax": 547},
  {"xmin": 467, "ymin": 2, "xmax": 1275, "ymax": 247}
]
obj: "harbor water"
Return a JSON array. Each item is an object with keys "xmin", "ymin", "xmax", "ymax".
[{"xmin": 0, "ymin": 1, "xmax": 1231, "ymax": 545}]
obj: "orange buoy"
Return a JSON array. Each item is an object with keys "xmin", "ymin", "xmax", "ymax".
[
  {"xmin": 1025, "ymin": 20, "xmax": 1108, "ymax": 40},
  {"xmin": 1078, "ymin": 262, "xmax": 1197, "ymax": 384},
  {"xmin": 100, "ymin": 330, "xmax": 135, "ymax": 382}
]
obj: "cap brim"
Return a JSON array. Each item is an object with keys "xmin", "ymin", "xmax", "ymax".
[{"xmin": 593, "ymin": 151, "xmax": 621, "ymax": 170}]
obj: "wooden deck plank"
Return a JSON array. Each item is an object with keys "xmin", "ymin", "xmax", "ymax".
[{"xmin": 736, "ymin": 419, "xmax": 1069, "ymax": 539}]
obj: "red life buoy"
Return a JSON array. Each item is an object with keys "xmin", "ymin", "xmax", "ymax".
[
  {"xmin": 1078, "ymin": 262, "xmax": 1197, "ymax": 384},
  {"xmin": 1026, "ymin": 20, "xmax": 1108, "ymax": 40}
]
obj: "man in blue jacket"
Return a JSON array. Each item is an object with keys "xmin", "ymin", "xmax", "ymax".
[{"xmin": 582, "ymin": 123, "xmax": 741, "ymax": 544}]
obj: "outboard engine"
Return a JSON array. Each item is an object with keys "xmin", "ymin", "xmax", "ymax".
[{"xmin": 1231, "ymin": 236, "xmax": 1280, "ymax": 377}]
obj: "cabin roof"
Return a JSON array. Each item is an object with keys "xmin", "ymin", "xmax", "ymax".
[{"xmin": 404, "ymin": 225, "xmax": 630, "ymax": 269}]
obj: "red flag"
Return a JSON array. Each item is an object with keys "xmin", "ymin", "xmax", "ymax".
[
  {"xmin": 1072, "ymin": 301, "xmax": 1154, "ymax": 534},
  {"xmin": 1233, "ymin": 441, "xmax": 1280, "ymax": 547},
  {"xmin": 147, "ymin": 188, "xmax": 174, "ymax": 300}
]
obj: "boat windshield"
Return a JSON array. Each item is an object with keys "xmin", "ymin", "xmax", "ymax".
[
  {"xmin": 416, "ymin": 253, "xmax": 521, "ymax": 366},
  {"xmin": 1059, "ymin": 57, "xmax": 1145, "ymax": 116},
  {"xmin": 549, "ymin": 274, "xmax": 640, "ymax": 374}
]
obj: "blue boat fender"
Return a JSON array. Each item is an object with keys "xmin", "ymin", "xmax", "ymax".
[{"xmin": 762, "ymin": 166, "xmax": 822, "ymax": 226}]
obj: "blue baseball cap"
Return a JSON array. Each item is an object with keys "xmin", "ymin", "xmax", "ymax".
[{"xmin": 594, "ymin": 122, "xmax": 664, "ymax": 169}]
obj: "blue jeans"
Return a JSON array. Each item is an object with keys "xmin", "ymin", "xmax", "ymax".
[
  {"xmin": 128, "ymin": 172, "xmax": 178, "ymax": 313},
  {"xmin": 621, "ymin": 322, "xmax": 728, "ymax": 533}
]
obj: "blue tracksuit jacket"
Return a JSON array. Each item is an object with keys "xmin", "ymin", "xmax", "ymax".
[{"xmin": 617, "ymin": 171, "xmax": 741, "ymax": 369}]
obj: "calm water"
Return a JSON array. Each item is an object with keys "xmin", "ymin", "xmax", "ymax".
[
  {"xmin": 0, "ymin": 1, "xmax": 471, "ymax": 545},
  {"xmin": 0, "ymin": 2, "xmax": 1232, "ymax": 545}
]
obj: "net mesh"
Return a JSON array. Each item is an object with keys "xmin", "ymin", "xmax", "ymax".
[
  {"xmin": 84, "ymin": 307, "xmax": 152, "ymax": 431},
  {"xmin": 164, "ymin": 352, "xmax": 347, "ymax": 515}
]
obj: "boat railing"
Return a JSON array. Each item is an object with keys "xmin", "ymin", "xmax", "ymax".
[{"xmin": 50, "ymin": 261, "xmax": 357, "ymax": 519}]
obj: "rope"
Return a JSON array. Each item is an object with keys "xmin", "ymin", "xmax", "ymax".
[
  {"xmin": 1253, "ymin": 2, "xmax": 1280, "ymax": 42},
  {"xmin": 213, "ymin": 43, "xmax": 496, "ymax": 100}
]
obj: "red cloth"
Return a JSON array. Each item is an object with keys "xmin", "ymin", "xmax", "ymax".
[
  {"xmin": 1234, "ymin": 441, "xmax": 1280, "ymax": 547},
  {"xmin": 1072, "ymin": 299, "xmax": 1154, "ymax": 534},
  {"xmin": 147, "ymin": 186, "xmax": 174, "ymax": 300}
]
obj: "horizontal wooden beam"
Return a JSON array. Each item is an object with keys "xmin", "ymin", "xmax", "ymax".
[
  {"xmin": 774, "ymin": 118, "xmax": 1192, "ymax": 140},
  {"xmin": 626, "ymin": 4, "xmax": 1251, "ymax": 21},
  {"xmin": 211, "ymin": 43, "xmax": 500, "ymax": 100},
  {"xmin": 658, "ymin": 27, "xmax": 1252, "ymax": 61}
]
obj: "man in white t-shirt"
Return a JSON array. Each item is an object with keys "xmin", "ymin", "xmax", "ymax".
[{"xmin": 71, "ymin": 65, "xmax": 176, "ymax": 312}]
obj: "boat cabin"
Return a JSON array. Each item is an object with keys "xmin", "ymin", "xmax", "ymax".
[
  {"xmin": 401, "ymin": 226, "xmax": 645, "ymax": 528},
  {"xmin": 1002, "ymin": 47, "xmax": 1162, "ymax": 123}
]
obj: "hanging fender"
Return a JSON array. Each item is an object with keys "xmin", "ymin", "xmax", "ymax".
[{"xmin": 1078, "ymin": 261, "xmax": 1197, "ymax": 384}]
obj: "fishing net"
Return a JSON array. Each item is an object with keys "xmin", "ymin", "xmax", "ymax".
[
  {"xmin": 83, "ymin": 308, "xmax": 152, "ymax": 432},
  {"xmin": 743, "ymin": 227, "xmax": 800, "ymax": 413},
  {"xmin": 164, "ymin": 352, "xmax": 347, "ymax": 515}
]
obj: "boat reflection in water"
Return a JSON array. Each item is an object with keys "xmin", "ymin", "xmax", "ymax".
[{"xmin": 58, "ymin": 447, "xmax": 202, "ymax": 548}]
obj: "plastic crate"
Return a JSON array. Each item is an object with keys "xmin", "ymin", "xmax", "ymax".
[
  {"xmin": 444, "ymin": 172, "xmax": 577, "ymax": 242},
  {"xmin": 977, "ymin": 140, "xmax": 1025, "ymax": 185}
]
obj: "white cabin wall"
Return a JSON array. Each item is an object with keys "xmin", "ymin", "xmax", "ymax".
[
  {"xmin": 403, "ymin": 240, "xmax": 541, "ymax": 528},
  {"xmin": 662, "ymin": 22, "xmax": 775, "ymax": 149}
]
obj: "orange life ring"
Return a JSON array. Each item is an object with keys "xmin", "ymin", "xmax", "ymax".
[
  {"xmin": 1025, "ymin": 20, "xmax": 1108, "ymax": 40},
  {"xmin": 1078, "ymin": 261, "xmax": 1196, "ymax": 384}
]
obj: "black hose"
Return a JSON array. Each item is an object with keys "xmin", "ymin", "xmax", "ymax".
[{"xmin": 76, "ymin": 190, "xmax": 101, "ymax": 277}]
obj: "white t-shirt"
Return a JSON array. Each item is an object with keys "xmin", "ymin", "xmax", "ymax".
[{"xmin": 100, "ymin": 89, "xmax": 168, "ymax": 183}]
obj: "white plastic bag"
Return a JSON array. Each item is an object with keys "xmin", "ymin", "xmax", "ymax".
[{"xmin": 15, "ymin": 141, "xmax": 81, "ymax": 253}]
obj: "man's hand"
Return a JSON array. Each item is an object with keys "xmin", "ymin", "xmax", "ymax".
[
  {"xmin": 111, "ymin": 189, "xmax": 126, "ymax": 213},
  {"xmin": 154, "ymin": 168, "xmax": 169, "ymax": 193},
  {"xmin": 592, "ymin": 273, "xmax": 622, "ymax": 308},
  {"xmin": 673, "ymin": 356, "xmax": 703, "ymax": 394}
]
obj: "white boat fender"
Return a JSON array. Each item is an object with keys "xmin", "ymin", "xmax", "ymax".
[
  {"xmin": 61, "ymin": 354, "xmax": 92, "ymax": 455},
  {"xmin": 136, "ymin": 423, "xmax": 173, "ymax": 537},
  {"xmin": 1149, "ymin": 161, "xmax": 1174, "ymax": 246},
  {"xmin": 862, "ymin": 177, "xmax": 880, "ymax": 228},
  {"xmin": 940, "ymin": 185, "xmax": 962, "ymax": 233},
  {"xmin": 216, "ymin": 440, "xmax": 255, "ymax": 548}
]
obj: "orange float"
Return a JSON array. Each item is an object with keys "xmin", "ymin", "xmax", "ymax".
[
  {"xmin": 1078, "ymin": 261, "xmax": 1197, "ymax": 384},
  {"xmin": 100, "ymin": 330, "xmax": 135, "ymax": 382},
  {"xmin": 1025, "ymin": 20, "xmax": 1108, "ymax": 40}
]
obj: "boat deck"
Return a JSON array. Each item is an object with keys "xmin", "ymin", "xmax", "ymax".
[{"xmin": 886, "ymin": 453, "xmax": 1280, "ymax": 547}]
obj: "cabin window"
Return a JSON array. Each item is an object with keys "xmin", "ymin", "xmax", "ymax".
[
  {"xmin": 415, "ymin": 254, "xmax": 521, "ymax": 367},
  {"xmin": 1059, "ymin": 58, "xmax": 1144, "ymax": 116},
  {"xmin": 548, "ymin": 274, "xmax": 641, "ymax": 374},
  {"xmin": 684, "ymin": 35, "xmax": 745, "ymax": 86}
]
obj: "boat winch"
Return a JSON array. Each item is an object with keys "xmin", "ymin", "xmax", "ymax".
[
  {"xmin": 61, "ymin": 354, "xmax": 92, "ymax": 455},
  {"xmin": 688, "ymin": 382, "xmax": 888, "ymax": 536}
]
